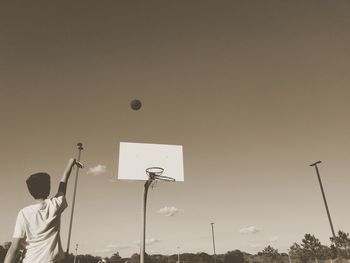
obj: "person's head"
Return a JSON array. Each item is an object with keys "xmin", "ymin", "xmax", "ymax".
[{"xmin": 26, "ymin": 172, "xmax": 50, "ymax": 200}]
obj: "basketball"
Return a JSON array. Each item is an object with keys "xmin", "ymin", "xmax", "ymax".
[{"xmin": 130, "ymin": 99, "xmax": 142, "ymax": 110}]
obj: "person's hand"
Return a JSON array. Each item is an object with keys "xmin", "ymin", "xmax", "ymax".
[
  {"xmin": 67, "ymin": 158, "xmax": 76, "ymax": 168},
  {"xmin": 75, "ymin": 160, "xmax": 84, "ymax": 168}
]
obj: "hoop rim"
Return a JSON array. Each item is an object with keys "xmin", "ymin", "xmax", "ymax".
[
  {"xmin": 146, "ymin": 167, "xmax": 164, "ymax": 176},
  {"xmin": 146, "ymin": 167, "xmax": 175, "ymax": 182},
  {"xmin": 153, "ymin": 174, "xmax": 176, "ymax": 182}
]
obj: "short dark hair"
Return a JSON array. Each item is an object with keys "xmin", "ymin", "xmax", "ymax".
[{"xmin": 26, "ymin": 173, "xmax": 50, "ymax": 199}]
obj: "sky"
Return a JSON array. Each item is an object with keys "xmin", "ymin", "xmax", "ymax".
[{"xmin": 1, "ymin": 0, "xmax": 350, "ymax": 259}]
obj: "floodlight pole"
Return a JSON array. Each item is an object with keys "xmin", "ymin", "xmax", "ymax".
[
  {"xmin": 287, "ymin": 250, "xmax": 292, "ymax": 263},
  {"xmin": 310, "ymin": 161, "xmax": 342, "ymax": 263},
  {"xmin": 210, "ymin": 223, "xmax": 217, "ymax": 263},
  {"xmin": 66, "ymin": 143, "xmax": 84, "ymax": 255},
  {"xmin": 74, "ymin": 244, "xmax": 78, "ymax": 263},
  {"xmin": 141, "ymin": 176, "xmax": 153, "ymax": 263}
]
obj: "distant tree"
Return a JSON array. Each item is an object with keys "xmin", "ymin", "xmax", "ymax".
[
  {"xmin": 131, "ymin": 253, "xmax": 140, "ymax": 263},
  {"xmin": 223, "ymin": 250, "xmax": 244, "ymax": 263},
  {"xmin": 195, "ymin": 252, "xmax": 213, "ymax": 263},
  {"xmin": 289, "ymin": 242, "xmax": 308, "ymax": 263},
  {"xmin": 180, "ymin": 253, "xmax": 196, "ymax": 263},
  {"xmin": 319, "ymin": 245, "xmax": 333, "ymax": 261},
  {"xmin": 149, "ymin": 254, "xmax": 168, "ymax": 263},
  {"xmin": 109, "ymin": 252, "xmax": 123, "ymax": 263},
  {"xmin": 77, "ymin": 254, "xmax": 102, "ymax": 263},
  {"xmin": 0, "ymin": 245, "xmax": 7, "ymax": 263},
  {"xmin": 301, "ymin": 234, "xmax": 322, "ymax": 263},
  {"xmin": 130, "ymin": 253, "xmax": 151, "ymax": 263},
  {"xmin": 258, "ymin": 246, "xmax": 281, "ymax": 263},
  {"xmin": 330, "ymin": 230, "xmax": 350, "ymax": 259}
]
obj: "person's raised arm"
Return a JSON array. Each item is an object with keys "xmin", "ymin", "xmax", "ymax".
[{"xmin": 56, "ymin": 158, "xmax": 77, "ymax": 196}]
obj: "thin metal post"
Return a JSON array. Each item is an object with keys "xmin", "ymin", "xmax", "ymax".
[
  {"xmin": 66, "ymin": 143, "xmax": 84, "ymax": 254},
  {"xmin": 177, "ymin": 246, "xmax": 180, "ymax": 263},
  {"xmin": 287, "ymin": 250, "xmax": 292, "ymax": 263},
  {"xmin": 74, "ymin": 244, "xmax": 78, "ymax": 263},
  {"xmin": 210, "ymin": 223, "xmax": 216, "ymax": 263},
  {"xmin": 310, "ymin": 161, "xmax": 342, "ymax": 263},
  {"xmin": 141, "ymin": 178, "xmax": 152, "ymax": 263}
]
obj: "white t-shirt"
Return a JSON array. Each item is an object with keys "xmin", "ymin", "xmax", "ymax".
[{"xmin": 13, "ymin": 195, "xmax": 68, "ymax": 263}]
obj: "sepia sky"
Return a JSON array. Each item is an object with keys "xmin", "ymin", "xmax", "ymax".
[{"xmin": 1, "ymin": 0, "xmax": 350, "ymax": 258}]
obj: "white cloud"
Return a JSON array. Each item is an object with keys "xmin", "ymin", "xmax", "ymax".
[
  {"xmin": 269, "ymin": 236, "xmax": 280, "ymax": 242},
  {"xmin": 158, "ymin": 206, "xmax": 184, "ymax": 217},
  {"xmin": 133, "ymin": 238, "xmax": 160, "ymax": 246},
  {"xmin": 106, "ymin": 244, "xmax": 136, "ymax": 249},
  {"xmin": 239, "ymin": 226, "xmax": 262, "ymax": 234},
  {"xmin": 96, "ymin": 238, "xmax": 160, "ymax": 255},
  {"xmin": 146, "ymin": 238, "xmax": 160, "ymax": 245},
  {"xmin": 87, "ymin": 164, "xmax": 107, "ymax": 175}
]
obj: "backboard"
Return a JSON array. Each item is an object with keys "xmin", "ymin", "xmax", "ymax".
[{"xmin": 118, "ymin": 142, "xmax": 184, "ymax": 181}]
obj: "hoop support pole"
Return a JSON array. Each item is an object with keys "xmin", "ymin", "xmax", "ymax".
[{"xmin": 141, "ymin": 178, "xmax": 152, "ymax": 263}]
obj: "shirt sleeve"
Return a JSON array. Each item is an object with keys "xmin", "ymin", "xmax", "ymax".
[
  {"xmin": 13, "ymin": 211, "xmax": 26, "ymax": 238},
  {"xmin": 50, "ymin": 195, "xmax": 68, "ymax": 214}
]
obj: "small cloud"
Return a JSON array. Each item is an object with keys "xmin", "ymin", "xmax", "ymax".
[
  {"xmin": 107, "ymin": 244, "xmax": 136, "ymax": 249},
  {"xmin": 158, "ymin": 206, "xmax": 184, "ymax": 217},
  {"xmin": 133, "ymin": 238, "xmax": 160, "ymax": 246},
  {"xmin": 239, "ymin": 226, "xmax": 262, "ymax": 235},
  {"xmin": 269, "ymin": 236, "xmax": 280, "ymax": 242},
  {"xmin": 251, "ymin": 244, "xmax": 263, "ymax": 248},
  {"xmin": 96, "ymin": 243, "xmax": 137, "ymax": 254},
  {"xmin": 146, "ymin": 238, "xmax": 160, "ymax": 245},
  {"xmin": 87, "ymin": 164, "xmax": 107, "ymax": 175}
]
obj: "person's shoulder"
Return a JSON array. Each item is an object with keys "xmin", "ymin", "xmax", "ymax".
[
  {"xmin": 46, "ymin": 194, "xmax": 67, "ymax": 209},
  {"xmin": 18, "ymin": 203, "xmax": 38, "ymax": 218}
]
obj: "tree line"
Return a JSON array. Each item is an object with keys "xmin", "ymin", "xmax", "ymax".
[{"xmin": 1, "ymin": 231, "xmax": 350, "ymax": 263}]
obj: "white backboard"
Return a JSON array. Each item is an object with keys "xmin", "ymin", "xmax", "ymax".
[{"xmin": 118, "ymin": 142, "xmax": 184, "ymax": 181}]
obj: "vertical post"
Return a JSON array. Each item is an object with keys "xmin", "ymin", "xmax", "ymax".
[
  {"xmin": 287, "ymin": 250, "xmax": 292, "ymax": 263},
  {"xmin": 210, "ymin": 223, "xmax": 216, "ymax": 263},
  {"xmin": 141, "ymin": 178, "xmax": 152, "ymax": 263},
  {"xmin": 310, "ymin": 161, "xmax": 342, "ymax": 263},
  {"xmin": 66, "ymin": 143, "xmax": 84, "ymax": 254},
  {"xmin": 177, "ymin": 246, "xmax": 180, "ymax": 263},
  {"xmin": 74, "ymin": 244, "xmax": 78, "ymax": 263}
]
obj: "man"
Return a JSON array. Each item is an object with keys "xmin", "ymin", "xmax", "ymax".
[{"xmin": 5, "ymin": 158, "xmax": 82, "ymax": 263}]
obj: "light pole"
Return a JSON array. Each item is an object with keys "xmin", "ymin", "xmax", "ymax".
[
  {"xmin": 66, "ymin": 143, "xmax": 84, "ymax": 254},
  {"xmin": 287, "ymin": 250, "xmax": 292, "ymax": 263},
  {"xmin": 310, "ymin": 161, "xmax": 342, "ymax": 263},
  {"xmin": 74, "ymin": 244, "xmax": 78, "ymax": 263},
  {"xmin": 210, "ymin": 223, "xmax": 216, "ymax": 263}
]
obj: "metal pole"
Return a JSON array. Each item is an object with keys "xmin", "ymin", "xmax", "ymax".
[
  {"xmin": 66, "ymin": 143, "xmax": 84, "ymax": 254},
  {"xmin": 141, "ymin": 178, "xmax": 152, "ymax": 263},
  {"xmin": 177, "ymin": 246, "xmax": 180, "ymax": 263},
  {"xmin": 210, "ymin": 223, "xmax": 216, "ymax": 263},
  {"xmin": 310, "ymin": 161, "xmax": 342, "ymax": 263},
  {"xmin": 287, "ymin": 250, "xmax": 292, "ymax": 263},
  {"xmin": 74, "ymin": 244, "xmax": 78, "ymax": 263}
]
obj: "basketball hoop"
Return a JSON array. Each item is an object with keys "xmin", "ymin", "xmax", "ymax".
[{"xmin": 146, "ymin": 167, "xmax": 176, "ymax": 182}]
